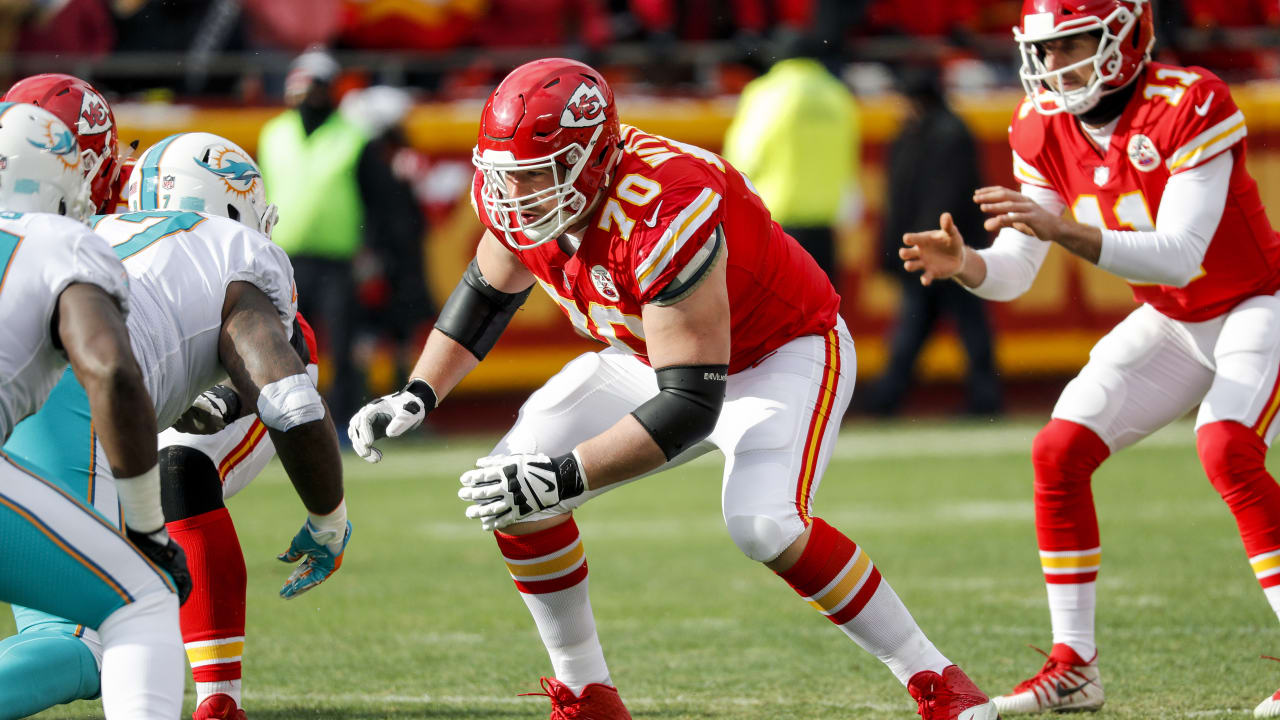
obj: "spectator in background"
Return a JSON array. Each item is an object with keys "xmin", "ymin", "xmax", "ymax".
[
  {"xmin": 722, "ymin": 34, "xmax": 859, "ymax": 294},
  {"xmin": 339, "ymin": 85, "xmax": 436, "ymax": 382},
  {"xmin": 866, "ymin": 66, "xmax": 1001, "ymax": 417},
  {"xmin": 257, "ymin": 47, "xmax": 371, "ymax": 433}
]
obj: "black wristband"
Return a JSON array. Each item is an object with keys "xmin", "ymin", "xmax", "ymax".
[
  {"xmin": 403, "ymin": 378, "xmax": 439, "ymax": 415},
  {"xmin": 551, "ymin": 452, "xmax": 586, "ymax": 500}
]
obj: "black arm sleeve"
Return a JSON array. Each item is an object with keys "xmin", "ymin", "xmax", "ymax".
[
  {"xmin": 434, "ymin": 258, "xmax": 533, "ymax": 360},
  {"xmin": 630, "ymin": 364, "xmax": 728, "ymax": 460}
]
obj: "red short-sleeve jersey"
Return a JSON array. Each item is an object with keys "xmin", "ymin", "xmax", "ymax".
[
  {"xmin": 472, "ymin": 124, "xmax": 839, "ymax": 373},
  {"xmin": 1009, "ymin": 62, "xmax": 1280, "ymax": 321}
]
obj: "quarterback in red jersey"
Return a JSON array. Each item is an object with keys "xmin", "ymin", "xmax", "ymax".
[
  {"xmin": 902, "ymin": 0, "xmax": 1280, "ymax": 715},
  {"xmin": 350, "ymin": 58, "xmax": 999, "ymax": 720}
]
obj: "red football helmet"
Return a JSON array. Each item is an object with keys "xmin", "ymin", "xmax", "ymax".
[
  {"xmin": 1014, "ymin": 0, "xmax": 1155, "ymax": 115},
  {"xmin": 3, "ymin": 74, "xmax": 122, "ymax": 213},
  {"xmin": 472, "ymin": 58, "xmax": 622, "ymax": 250}
]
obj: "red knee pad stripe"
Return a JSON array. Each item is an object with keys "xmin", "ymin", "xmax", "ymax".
[
  {"xmin": 192, "ymin": 661, "xmax": 242, "ymax": 684},
  {"xmin": 1046, "ymin": 571, "xmax": 1098, "ymax": 584},
  {"xmin": 777, "ymin": 518, "xmax": 856, "ymax": 597},
  {"xmin": 828, "ymin": 567, "xmax": 882, "ymax": 625},
  {"xmin": 495, "ymin": 517, "xmax": 580, "ymax": 560},
  {"xmin": 496, "ymin": 517, "xmax": 588, "ymax": 595}
]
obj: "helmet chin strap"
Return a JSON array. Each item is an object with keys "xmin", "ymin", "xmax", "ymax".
[{"xmin": 1077, "ymin": 72, "xmax": 1141, "ymax": 125}]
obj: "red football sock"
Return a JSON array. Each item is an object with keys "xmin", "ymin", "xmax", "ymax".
[
  {"xmin": 1033, "ymin": 419, "xmax": 1110, "ymax": 578},
  {"xmin": 166, "ymin": 508, "xmax": 247, "ymax": 685},
  {"xmin": 1198, "ymin": 421, "xmax": 1280, "ymax": 588},
  {"xmin": 1032, "ymin": 419, "xmax": 1110, "ymax": 658}
]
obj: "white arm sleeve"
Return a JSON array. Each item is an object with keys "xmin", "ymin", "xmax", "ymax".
[
  {"xmin": 1096, "ymin": 151, "xmax": 1230, "ymax": 287},
  {"xmin": 968, "ymin": 183, "xmax": 1065, "ymax": 302}
]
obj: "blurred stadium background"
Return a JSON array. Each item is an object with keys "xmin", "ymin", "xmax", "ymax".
[
  {"xmin": 11, "ymin": 3, "xmax": 1280, "ymax": 718},
  {"xmin": 7, "ymin": 0, "xmax": 1280, "ymax": 427}
]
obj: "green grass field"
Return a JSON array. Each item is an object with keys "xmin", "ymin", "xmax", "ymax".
[{"xmin": 10, "ymin": 417, "xmax": 1280, "ymax": 719}]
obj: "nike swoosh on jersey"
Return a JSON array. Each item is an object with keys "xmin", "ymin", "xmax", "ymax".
[
  {"xmin": 643, "ymin": 201, "xmax": 663, "ymax": 228},
  {"xmin": 1194, "ymin": 92, "xmax": 1215, "ymax": 117}
]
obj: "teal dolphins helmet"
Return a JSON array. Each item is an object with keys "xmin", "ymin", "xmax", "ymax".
[
  {"xmin": 127, "ymin": 131, "xmax": 278, "ymax": 237},
  {"xmin": 0, "ymin": 102, "xmax": 95, "ymax": 222}
]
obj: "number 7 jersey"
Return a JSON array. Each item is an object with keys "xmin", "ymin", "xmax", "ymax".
[
  {"xmin": 1010, "ymin": 62, "xmax": 1280, "ymax": 321},
  {"xmin": 471, "ymin": 124, "xmax": 841, "ymax": 373},
  {"xmin": 89, "ymin": 211, "xmax": 297, "ymax": 428}
]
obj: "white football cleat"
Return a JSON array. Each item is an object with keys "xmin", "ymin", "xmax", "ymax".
[
  {"xmin": 1256, "ymin": 656, "xmax": 1280, "ymax": 718},
  {"xmin": 1256, "ymin": 690, "xmax": 1280, "ymax": 718},
  {"xmin": 992, "ymin": 644, "xmax": 1103, "ymax": 714}
]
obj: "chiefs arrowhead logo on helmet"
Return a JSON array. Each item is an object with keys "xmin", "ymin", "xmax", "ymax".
[
  {"xmin": 561, "ymin": 82, "xmax": 608, "ymax": 128},
  {"xmin": 77, "ymin": 89, "xmax": 112, "ymax": 135}
]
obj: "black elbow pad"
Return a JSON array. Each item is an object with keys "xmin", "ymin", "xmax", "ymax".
[
  {"xmin": 631, "ymin": 364, "xmax": 728, "ymax": 460},
  {"xmin": 435, "ymin": 259, "xmax": 533, "ymax": 360}
]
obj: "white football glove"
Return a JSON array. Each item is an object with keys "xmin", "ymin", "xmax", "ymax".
[
  {"xmin": 458, "ymin": 451, "xmax": 586, "ymax": 531},
  {"xmin": 347, "ymin": 379, "xmax": 437, "ymax": 463},
  {"xmin": 171, "ymin": 385, "xmax": 241, "ymax": 434}
]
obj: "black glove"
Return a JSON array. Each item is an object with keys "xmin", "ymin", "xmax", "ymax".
[
  {"xmin": 126, "ymin": 527, "xmax": 192, "ymax": 605},
  {"xmin": 171, "ymin": 385, "xmax": 242, "ymax": 434}
]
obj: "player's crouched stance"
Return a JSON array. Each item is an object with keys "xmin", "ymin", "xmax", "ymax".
[
  {"xmin": 0, "ymin": 102, "xmax": 188, "ymax": 719},
  {"xmin": 902, "ymin": 1, "xmax": 1280, "ymax": 716},
  {"xmin": 351, "ymin": 59, "xmax": 1000, "ymax": 720},
  {"xmin": 0, "ymin": 130, "xmax": 348, "ymax": 720}
]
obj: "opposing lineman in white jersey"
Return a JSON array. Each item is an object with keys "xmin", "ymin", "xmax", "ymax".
[
  {"xmin": 0, "ymin": 130, "xmax": 351, "ymax": 720},
  {"xmin": 0, "ymin": 102, "xmax": 189, "ymax": 720}
]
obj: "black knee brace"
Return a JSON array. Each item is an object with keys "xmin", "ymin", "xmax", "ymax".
[{"xmin": 159, "ymin": 445, "xmax": 225, "ymax": 522}]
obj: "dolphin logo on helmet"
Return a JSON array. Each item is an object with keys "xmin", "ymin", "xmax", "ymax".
[{"xmin": 195, "ymin": 156, "xmax": 261, "ymax": 188}]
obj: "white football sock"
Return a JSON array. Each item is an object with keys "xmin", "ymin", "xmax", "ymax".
[
  {"xmin": 839, "ymin": 581, "xmax": 951, "ymax": 685},
  {"xmin": 1047, "ymin": 581, "xmax": 1097, "ymax": 660},
  {"xmin": 196, "ymin": 679, "xmax": 241, "ymax": 705},
  {"xmin": 98, "ymin": 590, "xmax": 184, "ymax": 720}
]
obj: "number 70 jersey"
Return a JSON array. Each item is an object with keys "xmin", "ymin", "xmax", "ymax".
[
  {"xmin": 472, "ymin": 124, "xmax": 840, "ymax": 373},
  {"xmin": 89, "ymin": 211, "xmax": 298, "ymax": 428},
  {"xmin": 1010, "ymin": 62, "xmax": 1280, "ymax": 321}
]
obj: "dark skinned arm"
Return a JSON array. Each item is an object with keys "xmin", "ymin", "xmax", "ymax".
[
  {"xmin": 56, "ymin": 282, "xmax": 157, "ymax": 480},
  {"xmin": 218, "ymin": 281, "xmax": 343, "ymax": 515}
]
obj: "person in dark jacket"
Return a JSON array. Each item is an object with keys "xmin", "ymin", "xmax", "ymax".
[{"xmin": 866, "ymin": 66, "xmax": 1002, "ymax": 416}]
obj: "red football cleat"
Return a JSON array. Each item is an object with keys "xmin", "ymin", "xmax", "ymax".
[
  {"xmin": 192, "ymin": 693, "xmax": 247, "ymax": 720},
  {"xmin": 523, "ymin": 677, "xmax": 632, "ymax": 720},
  {"xmin": 908, "ymin": 665, "xmax": 1000, "ymax": 720}
]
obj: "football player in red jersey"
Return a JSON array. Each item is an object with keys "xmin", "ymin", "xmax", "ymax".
[
  {"xmin": 349, "ymin": 58, "xmax": 1000, "ymax": 720},
  {"xmin": 901, "ymin": 0, "xmax": 1280, "ymax": 715}
]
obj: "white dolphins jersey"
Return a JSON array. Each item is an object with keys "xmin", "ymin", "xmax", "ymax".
[
  {"xmin": 0, "ymin": 211, "xmax": 130, "ymax": 441},
  {"xmin": 90, "ymin": 210, "xmax": 296, "ymax": 429}
]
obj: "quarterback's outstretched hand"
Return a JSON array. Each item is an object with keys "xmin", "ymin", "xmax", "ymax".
[
  {"xmin": 171, "ymin": 384, "xmax": 241, "ymax": 434},
  {"xmin": 277, "ymin": 519, "xmax": 351, "ymax": 599},
  {"xmin": 458, "ymin": 452, "xmax": 586, "ymax": 531},
  {"xmin": 976, "ymin": 186, "xmax": 1061, "ymax": 239},
  {"xmin": 348, "ymin": 379, "xmax": 437, "ymax": 463},
  {"xmin": 901, "ymin": 212, "xmax": 968, "ymax": 286}
]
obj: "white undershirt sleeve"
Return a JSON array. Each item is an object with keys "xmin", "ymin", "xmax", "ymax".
[
  {"xmin": 968, "ymin": 183, "xmax": 1064, "ymax": 302},
  {"xmin": 1096, "ymin": 151, "xmax": 1231, "ymax": 287}
]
